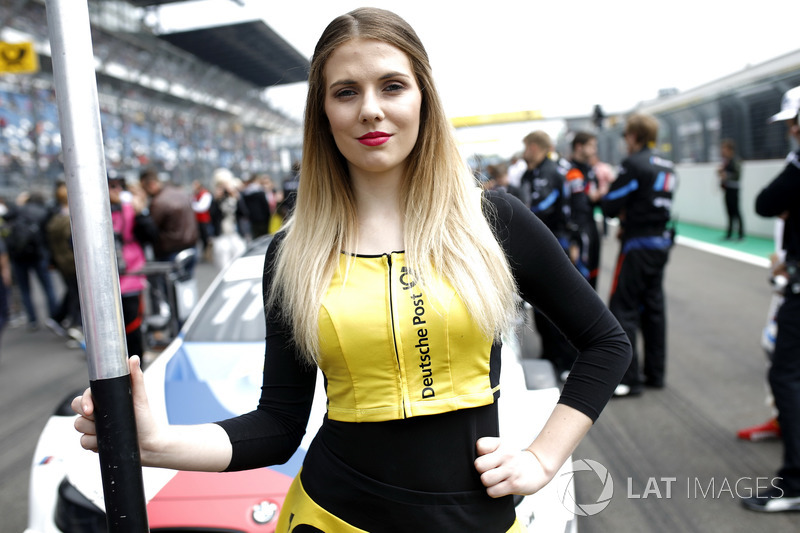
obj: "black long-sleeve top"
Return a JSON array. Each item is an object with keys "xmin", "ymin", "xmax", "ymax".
[
  {"xmin": 755, "ymin": 149, "xmax": 800, "ymax": 261},
  {"xmin": 217, "ymin": 189, "xmax": 631, "ymax": 474}
]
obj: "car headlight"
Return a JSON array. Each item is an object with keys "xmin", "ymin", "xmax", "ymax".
[{"xmin": 54, "ymin": 478, "xmax": 106, "ymax": 533}]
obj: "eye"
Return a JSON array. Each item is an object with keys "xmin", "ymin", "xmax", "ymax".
[
  {"xmin": 333, "ymin": 87, "xmax": 357, "ymax": 99},
  {"xmin": 384, "ymin": 82, "xmax": 405, "ymax": 93}
]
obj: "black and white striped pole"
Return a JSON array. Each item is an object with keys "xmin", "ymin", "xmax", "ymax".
[{"xmin": 44, "ymin": 0, "xmax": 148, "ymax": 530}]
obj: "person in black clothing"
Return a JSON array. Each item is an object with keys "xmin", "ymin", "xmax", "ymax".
[
  {"xmin": 602, "ymin": 113, "xmax": 677, "ymax": 397},
  {"xmin": 718, "ymin": 138, "xmax": 744, "ymax": 240},
  {"xmin": 240, "ymin": 173, "xmax": 272, "ymax": 239},
  {"xmin": 520, "ymin": 130, "xmax": 578, "ymax": 378},
  {"xmin": 5, "ymin": 191, "xmax": 60, "ymax": 332},
  {"xmin": 520, "ymin": 130, "xmax": 569, "ymax": 244},
  {"xmin": 566, "ymin": 131, "xmax": 602, "ymax": 288},
  {"xmin": 742, "ymin": 85, "xmax": 800, "ymax": 512},
  {"xmin": 71, "ymin": 8, "xmax": 631, "ymax": 532}
]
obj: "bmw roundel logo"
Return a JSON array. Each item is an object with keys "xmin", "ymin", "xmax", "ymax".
[{"xmin": 252, "ymin": 501, "xmax": 278, "ymax": 524}]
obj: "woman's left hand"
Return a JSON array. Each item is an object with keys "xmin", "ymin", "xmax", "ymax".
[{"xmin": 474, "ymin": 436, "xmax": 552, "ymax": 498}]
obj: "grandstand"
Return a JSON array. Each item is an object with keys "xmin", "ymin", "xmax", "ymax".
[{"xmin": 0, "ymin": 0, "xmax": 307, "ymax": 198}]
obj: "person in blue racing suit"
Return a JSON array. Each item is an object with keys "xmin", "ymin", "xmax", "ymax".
[{"xmin": 602, "ymin": 113, "xmax": 677, "ymax": 397}]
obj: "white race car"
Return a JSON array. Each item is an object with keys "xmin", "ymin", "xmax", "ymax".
[{"xmin": 26, "ymin": 236, "xmax": 577, "ymax": 532}]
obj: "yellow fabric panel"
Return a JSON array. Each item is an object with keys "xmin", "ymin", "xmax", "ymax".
[
  {"xmin": 276, "ymin": 472, "xmax": 369, "ymax": 532},
  {"xmin": 268, "ymin": 214, "xmax": 283, "ymax": 234},
  {"xmin": 318, "ymin": 252, "xmax": 495, "ymax": 422},
  {"xmin": 276, "ymin": 470, "xmax": 528, "ymax": 532}
]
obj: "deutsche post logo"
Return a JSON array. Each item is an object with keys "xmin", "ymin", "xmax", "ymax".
[{"xmin": 0, "ymin": 41, "xmax": 39, "ymax": 74}]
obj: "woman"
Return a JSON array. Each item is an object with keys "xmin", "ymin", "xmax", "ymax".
[
  {"xmin": 109, "ymin": 176, "xmax": 155, "ymax": 359},
  {"xmin": 74, "ymin": 8, "xmax": 630, "ymax": 532}
]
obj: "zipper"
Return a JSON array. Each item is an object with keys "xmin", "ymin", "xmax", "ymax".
[{"xmin": 385, "ymin": 253, "xmax": 407, "ymax": 417}]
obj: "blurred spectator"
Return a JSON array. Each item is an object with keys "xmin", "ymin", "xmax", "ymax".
[
  {"xmin": 209, "ymin": 168, "xmax": 245, "ymax": 270},
  {"xmin": 191, "ymin": 180, "xmax": 213, "ymax": 262},
  {"xmin": 737, "ymin": 219, "xmax": 785, "ymax": 442},
  {"xmin": 718, "ymin": 138, "xmax": 745, "ymax": 241},
  {"xmin": 110, "ymin": 175, "xmax": 156, "ymax": 358},
  {"xmin": 507, "ymin": 153, "xmax": 527, "ymax": 191},
  {"xmin": 45, "ymin": 181, "xmax": 82, "ymax": 343},
  {"xmin": 240, "ymin": 173, "xmax": 271, "ymax": 239},
  {"xmin": 485, "ymin": 163, "xmax": 523, "ymax": 201},
  {"xmin": 261, "ymin": 174, "xmax": 280, "ymax": 213},
  {"xmin": 261, "ymin": 174, "xmax": 284, "ymax": 234},
  {"xmin": 0, "ymin": 233, "xmax": 10, "ymax": 360},
  {"xmin": 590, "ymin": 154, "xmax": 615, "ymax": 237},
  {"xmin": 566, "ymin": 132, "xmax": 601, "ymax": 288},
  {"xmin": 139, "ymin": 168, "xmax": 198, "ymax": 270},
  {"xmin": 5, "ymin": 190, "xmax": 59, "ymax": 333}
]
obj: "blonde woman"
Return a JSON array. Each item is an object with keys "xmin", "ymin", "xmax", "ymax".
[{"xmin": 74, "ymin": 8, "xmax": 631, "ymax": 531}]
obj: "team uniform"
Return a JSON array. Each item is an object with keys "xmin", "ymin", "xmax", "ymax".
[
  {"xmin": 754, "ymin": 149, "xmax": 800, "ymax": 497},
  {"xmin": 520, "ymin": 157, "xmax": 578, "ymax": 375},
  {"xmin": 217, "ymin": 190, "xmax": 631, "ymax": 532},
  {"xmin": 602, "ymin": 148, "xmax": 677, "ymax": 390},
  {"xmin": 521, "ymin": 156, "xmax": 570, "ymax": 246},
  {"xmin": 565, "ymin": 160, "xmax": 601, "ymax": 288}
]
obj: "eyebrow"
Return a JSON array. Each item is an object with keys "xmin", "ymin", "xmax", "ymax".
[{"xmin": 328, "ymin": 71, "xmax": 413, "ymax": 90}]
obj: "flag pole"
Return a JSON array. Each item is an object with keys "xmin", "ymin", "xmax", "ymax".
[{"xmin": 44, "ymin": 0, "xmax": 148, "ymax": 530}]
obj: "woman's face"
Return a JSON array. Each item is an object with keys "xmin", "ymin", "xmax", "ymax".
[{"xmin": 323, "ymin": 38, "xmax": 422, "ymax": 182}]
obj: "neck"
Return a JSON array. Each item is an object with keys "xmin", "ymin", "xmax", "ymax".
[{"xmin": 350, "ymin": 168, "xmax": 405, "ymax": 254}]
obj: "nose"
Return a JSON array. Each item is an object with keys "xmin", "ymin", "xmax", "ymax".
[{"xmin": 359, "ymin": 90, "xmax": 384, "ymax": 123}]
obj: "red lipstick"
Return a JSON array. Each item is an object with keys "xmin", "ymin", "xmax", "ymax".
[{"xmin": 358, "ymin": 131, "xmax": 391, "ymax": 146}]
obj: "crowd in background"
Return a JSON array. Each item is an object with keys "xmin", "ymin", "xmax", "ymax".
[{"xmin": 0, "ymin": 164, "xmax": 299, "ymax": 361}]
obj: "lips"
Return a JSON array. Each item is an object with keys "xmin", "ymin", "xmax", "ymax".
[{"xmin": 358, "ymin": 131, "xmax": 392, "ymax": 146}]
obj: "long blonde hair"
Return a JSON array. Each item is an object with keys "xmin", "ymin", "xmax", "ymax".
[{"xmin": 268, "ymin": 8, "xmax": 517, "ymax": 362}]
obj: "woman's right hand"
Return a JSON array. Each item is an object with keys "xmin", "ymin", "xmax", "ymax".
[
  {"xmin": 72, "ymin": 355, "xmax": 159, "ymax": 458},
  {"xmin": 73, "ymin": 355, "xmax": 234, "ymax": 472}
]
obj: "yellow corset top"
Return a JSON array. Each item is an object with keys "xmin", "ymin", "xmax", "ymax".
[{"xmin": 317, "ymin": 252, "xmax": 496, "ymax": 423}]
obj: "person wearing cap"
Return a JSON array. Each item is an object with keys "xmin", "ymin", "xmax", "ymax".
[{"xmin": 742, "ymin": 85, "xmax": 800, "ymax": 512}]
